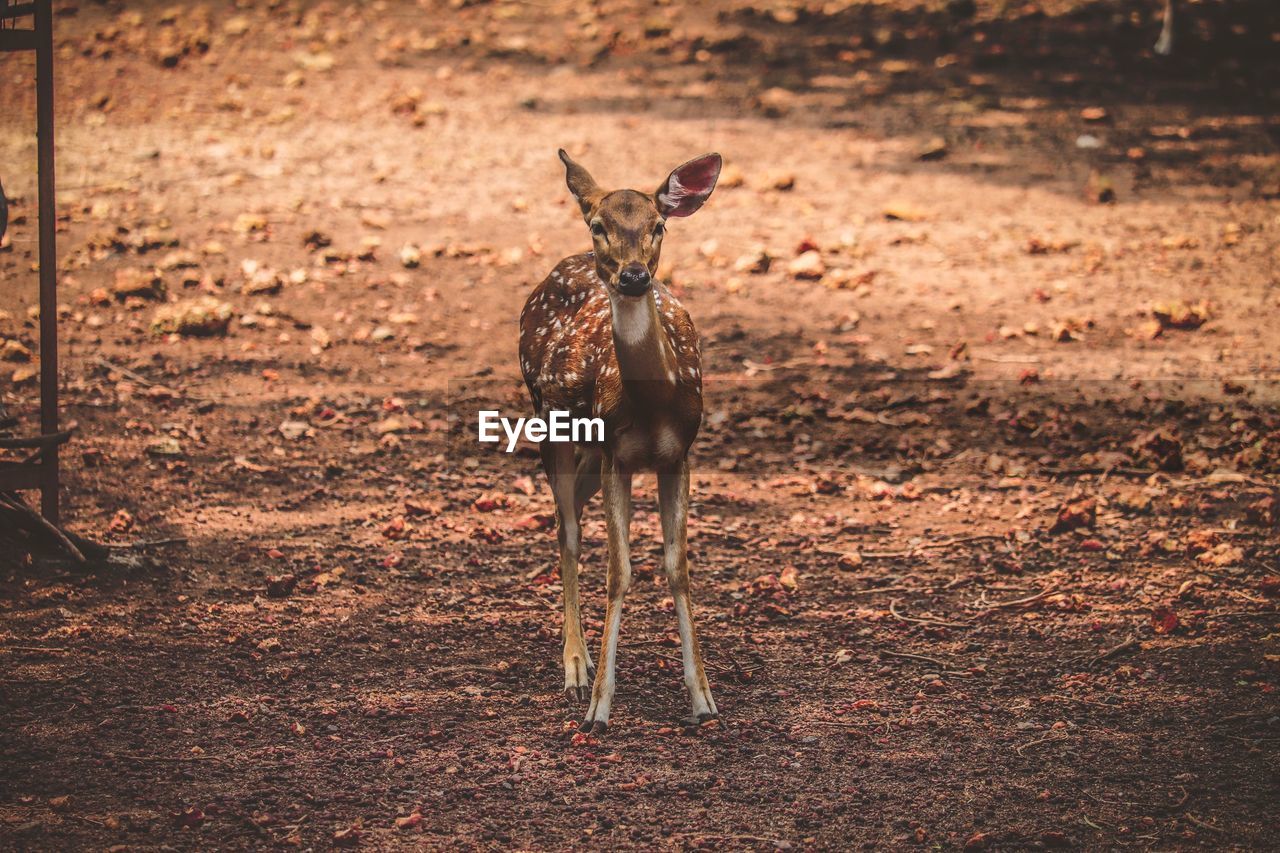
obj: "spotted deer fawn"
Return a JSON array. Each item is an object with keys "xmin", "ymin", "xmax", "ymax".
[{"xmin": 519, "ymin": 149, "xmax": 722, "ymax": 734}]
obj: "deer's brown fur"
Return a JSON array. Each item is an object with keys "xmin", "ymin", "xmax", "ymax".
[{"xmin": 520, "ymin": 253, "xmax": 703, "ymax": 471}]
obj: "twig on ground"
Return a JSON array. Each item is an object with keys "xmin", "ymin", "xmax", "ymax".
[
  {"xmin": 1203, "ymin": 611, "xmax": 1274, "ymax": 622},
  {"xmin": 888, "ymin": 599, "xmax": 970, "ymax": 629},
  {"xmin": 91, "ymin": 355, "xmax": 210, "ymax": 402},
  {"xmin": 1043, "ymin": 466, "xmax": 1159, "ymax": 479},
  {"xmin": 1171, "ymin": 474, "xmax": 1277, "ymax": 490},
  {"xmin": 653, "ymin": 651, "xmax": 743, "ymax": 675},
  {"xmin": 742, "ymin": 357, "xmax": 816, "ymax": 373},
  {"xmin": 91, "ymin": 355, "xmax": 163, "ymax": 387},
  {"xmin": 1211, "ymin": 710, "xmax": 1273, "ymax": 726},
  {"xmin": 681, "ymin": 832, "xmax": 794, "ymax": 848},
  {"xmin": 879, "ymin": 650, "xmax": 948, "ymax": 668},
  {"xmin": 975, "ymin": 353, "xmax": 1041, "ymax": 364},
  {"xmin": 71, "ymin": 815, "xmax": 108, "ymax": 827},
  {"xmin": 1040, "ymin": 693, "xmax": 1123, "ymax": 709},
  {"xmin": 862, "ymin": 533, "xmax": 1004, "ymax": 560},
  {"xmin": 1077, "ymin": 786, "xmax": 1182, "ymax": 809},
  {"xmin": 0, "ymin": 429, "xmax": 74, "ymax": 450},
  {"xmin": 1090, "ymin": 636, "xmax": 1138, "ymax": 666},
  {"xmin": 0, "ymin": 494, "xmax": 86, "ymax": 563},
  {"xmin": 1183, "ymin": 813, "xmax": 1227, "ymax": 835},
  {"xmin": 1015, "ymin": 732, "xmax": 1068, "ymax": 755},
  {"xmin": 110, "ymin": 753, "xmax": 224, "ymax": 763},
  {"xmin": 979, "ymin": 584, "xmax": 1058, "ymax": 611},
  {"xmin": 845, "ymin": 585, "xmax": 916, "ymax": 597},
  {"xmin": 1172, "ymin": 786, "xmax": 1190, "ymax": 810},
  {"xmin": 98, "ymin": 537, "xmax": 188, "ymax": 550},
  {"xmin": 4, "ymin": 671, "xmax": 85, "ymax": 684}
]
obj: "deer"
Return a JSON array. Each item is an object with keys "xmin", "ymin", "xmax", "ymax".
[{"xmin": 518, "ymin": 149, "xmax": 722, "ymax": 735}]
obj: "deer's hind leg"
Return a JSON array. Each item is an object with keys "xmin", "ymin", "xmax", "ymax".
[
  {"xmin": 658, "ymin": 459, "xmax": 718, "ymax": 726},
  {"xmin": 542, "ymin": 443, "xmax": 602, "ymax": 702}
]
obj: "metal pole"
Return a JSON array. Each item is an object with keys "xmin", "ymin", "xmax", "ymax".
[{"xmin": 34, "ymin": 0, "xmax": 58, "ymax": 524}]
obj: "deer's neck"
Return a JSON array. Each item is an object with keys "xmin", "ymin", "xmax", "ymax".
[{"xmin": 609, "ymin": 291, "xmax": 678, "ymax": 407}]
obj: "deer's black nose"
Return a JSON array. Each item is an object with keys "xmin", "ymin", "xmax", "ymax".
[{"xmin": 617, "ymin": 263, "xmax": 651, "ymax": 296}]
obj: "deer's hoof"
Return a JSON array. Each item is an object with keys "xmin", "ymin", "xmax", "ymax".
[
  {"xmin": 563, "ymin": 655, "xmax": 594, "ymax": 703},
  {"xmin": 681, "ymin": 712, "xmax": 719, "ymax": 729},
  {"xmin": 578, "ymin": 718, "xmax": 608, "ymax": 736},
  {"xmin": 563, "ymin": 685, "xmax": 591, "ymax": 704}
]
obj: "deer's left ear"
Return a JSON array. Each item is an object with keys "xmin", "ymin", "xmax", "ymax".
[
  {"xmin": 655, "ymin": 153, "xmax": 722, "ymax": 218},
  {"xmin": 560, "ymin": 148, "xmax": 605, "ymax": 219}
]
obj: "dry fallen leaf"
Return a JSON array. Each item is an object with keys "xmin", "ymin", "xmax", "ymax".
[
  {"xmin": 1197, "ymin": 542, "xmax": 1244, "ymax": 568},
  {"xmin": 1152, "ymin": 299, "xmax": 1212, "ymax": 330},
  {"xmin": 1131, "ymin": 428, "xmax": 1183, "ymax": 472},
  {"xmin": 779, "ymin": 565, "xmax": 799, "ymax": 591},
  {"xmin": 788, "ymin": 250, "xmax": 825, "ymax": 280},
  {"xmin": 1049, "ymin": 497, "xmax": 1095, "ymax": 534},
  {"xmin": 151, "ymin": 298, "xmax": 234, "ymax": 337},
  {"xmin": 883, "ymin": 202, "xmax": 928, "ymax": 222},
  {"xmin": 1151, "ymin": 605, "xmax": 1179, "ymax": 635}
]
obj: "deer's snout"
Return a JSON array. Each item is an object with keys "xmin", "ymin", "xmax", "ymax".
[{"xmin": 617, "ymin": 262, "xmax": 651, "ymax": 296}]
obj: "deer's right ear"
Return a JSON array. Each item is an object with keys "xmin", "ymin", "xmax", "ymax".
[
  {"xmin": 559, "ymin": 149, "xmax": 604, "ymax": 220},
  {"xmin": 656, "ymin": 153, "xmax": 721, "ymax": 218}
]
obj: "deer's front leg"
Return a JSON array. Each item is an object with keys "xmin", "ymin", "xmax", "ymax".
[
  {"xmin": 580, "ymin": 452, "xmax": 632, "ymax": 734},
  {"xmin": 544, "ymin": 444, "xmax": 595, "ymax": 702},
  {"xmin": 658, "ymin": 459, "xmax": 718, "ymax": 726},
  {"xmin": 556, "ymin": 509, "xmax": 592, "ymax": 702}
]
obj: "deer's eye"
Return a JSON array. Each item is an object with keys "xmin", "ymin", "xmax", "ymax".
[
  {"xmin": 652, "ymin": 222, "xmax": 665, "ymax": 239},
  {"xmin": 590, "ymin": 222, "xmax": 607, "ymax": 240}
]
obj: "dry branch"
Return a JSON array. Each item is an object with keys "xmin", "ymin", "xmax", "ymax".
[
  {"xmin": 1091, "ymin": 636, "xmax": 1138, "ymax": 666},
  {"xmin": 1184, "ymin": 813, "xmax": 1227, "ymax": 835},
  {"xmin": 888, "ymin": 598, "xmax": 970, "ymax": 629},
  {"xmin": 0, "ymin": 493, "xmax": 86, "ymax": 563},
  {"xmin": 1015, "ymin": 732, "xmax": 1069, "ymax": 755},
  {"xmin": 879, "ymin": 650, "xmax": 949, "ymax": 668},
  {"xmin": 862, "ymin": 533, "xmax": 1005, "ymax": 560},
  {"xmin": 979, "ymin": 584, "xmax": 1059, "ymax": 611},
  {"xmin": 845, "ymin": 585, "xmax": 916, "ymax": 597}
]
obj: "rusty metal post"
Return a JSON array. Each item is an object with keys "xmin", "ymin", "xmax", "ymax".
[{"xmin": 35, "ymin": 0, "xmax": 59, "ymax": 524}]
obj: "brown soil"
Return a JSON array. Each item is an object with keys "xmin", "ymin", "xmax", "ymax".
[{"xmin": 1, "ymin": 0, "xmax": 1278, "ymax": 849}]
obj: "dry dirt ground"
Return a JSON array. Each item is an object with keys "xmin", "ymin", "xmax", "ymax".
[{"xmin": 1, "ymin": 0, "xmax": 1279, "ymax": 849}]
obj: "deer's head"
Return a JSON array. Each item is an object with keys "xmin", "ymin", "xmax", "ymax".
[{"xmin": 559, "ymin": 149, "xmax": 721, "ymax": 298}]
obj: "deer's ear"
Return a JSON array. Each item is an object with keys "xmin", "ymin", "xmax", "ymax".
[
  {"xmin": 656, "ymin": 153, "xmax": 721, "ymax": 218},
  {"xmin": 559, "ymin": 149, "xmax": 604, "ymax": 219}
]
